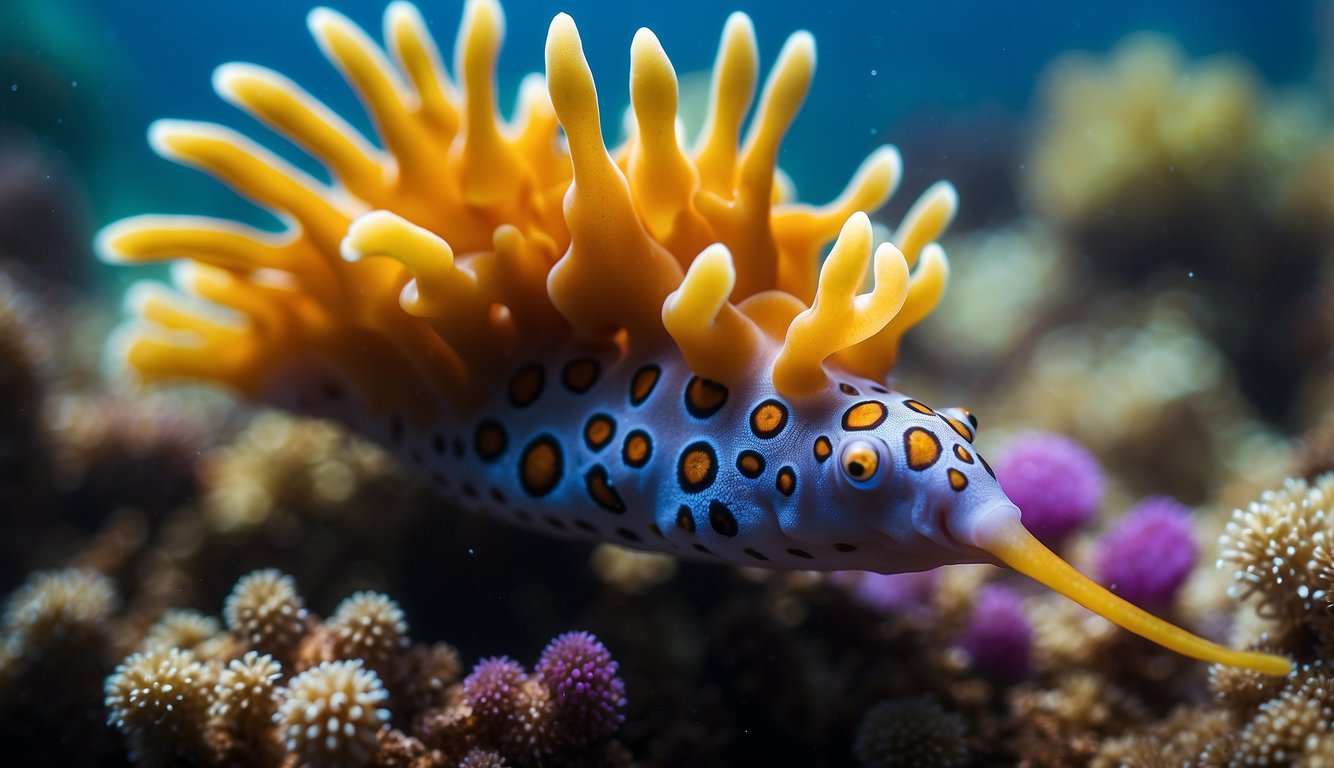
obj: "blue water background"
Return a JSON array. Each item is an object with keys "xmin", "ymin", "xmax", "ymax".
[{"xmin": 3, "ymin": 0, "xmax": 1327, "ymax": 262}]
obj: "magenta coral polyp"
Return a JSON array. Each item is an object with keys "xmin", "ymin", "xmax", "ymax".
[
  {"xmin": 1095, "ymin": 496, "xmax": 1197, "ymax": 608},
  {"xmin": 959, "ymin": 583, "xmax": 1033, "ymax": 683},
  {"xmin": 994, "ymin": 431, "xmax": 1104, "ymax": 545},
  {"xmin": 535, "ymin": 631, "xmax": 627, "ymax": 747}
]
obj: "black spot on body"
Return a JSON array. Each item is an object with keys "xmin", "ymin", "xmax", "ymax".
[
  {"xmin": 474, "ymin": 420, "xmax": 508, "ymax": 462},
  {"xmin": 616, "ymin": 527, "xmax": 641, "ymax": 543},
  {"xmin": 684, "ymin": 376, "xmax": 729, "ymax": 419},
  {"xmin": 584, "ymin": 465, "xmax": 626, "ymax": 514},
  {"xmin": 561, "ymin": 357, "xmax": 601, "ymax": 393},
  {"xmin": 743, "ymin": 548, "xmax": 769, "ymax": 561},
  {"xmin": 835, "ymin": 543, "xmax": 857, "ymax": 552},
  {"xmin": 629, "ymin": 364, "xmax": 661, "ymax": 406},
  {"xmin": 708, "ymin": 500, "xmax": 738, "ymax": 537},
  {"xmin": 507, "ymin": 363, "xmax": 544, "ymax": 408},
  {"xmin": 787, "ymin": 548, "xmax": 813, "ymax": 559},
  {"xmin": 676, "ymin": 505, "xmax": 695, "ymax": 533}
]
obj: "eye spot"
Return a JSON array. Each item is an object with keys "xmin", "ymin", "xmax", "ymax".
[
  {"xmin": 902, "ymin": 399, "xmax": 935, "ymax": 416},
  {"xmin": 954, "ymin": 444, "xmax": 974, "ymax": 464},
  {"xmin": 841, "ymin": 440, "xmax": 880, "ymax": 484},
  {"xmin": 948, "ymin": 468, "xmax": 968, "ymax": 491},
  {"xmin": 813, "ymin": 436, "xmax": 833, "ymax": 463},
  {"xmin": 776, "ymin": 466, "xmax": 797, "ymax": 497},
  {"xmin": 838, "ymin": 383, "xmax": 859, "ymax": 396}
]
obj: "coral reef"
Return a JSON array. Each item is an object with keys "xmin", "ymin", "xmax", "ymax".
[{"xmin": 852, "ymin": 695, "xmax": 970, "ymax": 768}]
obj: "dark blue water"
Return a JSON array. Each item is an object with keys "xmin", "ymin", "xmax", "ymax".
[{"xmin": 3, "ymin": 0, "xmax": 1326, "ymax": 244}]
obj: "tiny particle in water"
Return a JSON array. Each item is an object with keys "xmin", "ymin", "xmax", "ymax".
[
  {"xmin": 9, "ymin": 84, "xmax": 16, "ymax": 92},
  {"xmin": 468, "ymin": 548, "xmax": 475, "ymax": 555},
  {"xmin": 870, "ymin": 69, "xmax": 877, "ymax": 76}
]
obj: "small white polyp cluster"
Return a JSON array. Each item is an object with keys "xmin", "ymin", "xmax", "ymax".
[{"xmin": 277, "ymin": 658, "xmax": 390, "ymax": 768}]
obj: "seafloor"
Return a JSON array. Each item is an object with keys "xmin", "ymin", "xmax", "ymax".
[{"xmin": 3, "ymin": 4, "xmax": 1334, "ymax": 768}]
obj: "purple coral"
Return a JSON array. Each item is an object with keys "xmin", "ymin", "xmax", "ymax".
[
  {"xmin": 993, "ymin": 431, "xmax": 1104, "ymax": 545},
  {"xmin": 833, "ymin": 570, "xmax": 939, "ymax": 618},
  {"xmin": 535, "ymin": 631, "xmax": 626, "ymax": 747},
  {"xmin": 958, "ymin": 584, "xmax": 1032, "ymax": 683},
  {"xmin": 464, "ymin": 656, "xmax": 528, "ymax": 720},
  {"xmin": 1095, "ymin": 496, "xmax": 1198, "ymax": 608}
]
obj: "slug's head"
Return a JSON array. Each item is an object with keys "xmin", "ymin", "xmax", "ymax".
[
  {"xmin": 819, "ymin": 395, "xmax": 1019, "ymax": 564},
  {"xmin": 819, "ymin": 393, "xmax": 1291, "ymax": 677}
]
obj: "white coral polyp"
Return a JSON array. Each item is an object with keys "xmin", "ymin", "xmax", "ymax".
[{"xmin": 278, "ymin": 659, "xmax": 390, "ymax": 768}]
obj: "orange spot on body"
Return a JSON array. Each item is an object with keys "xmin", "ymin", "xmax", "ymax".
[
  {"xmin": 622, "ymin": 429, "xmax": 652, "ymax": 468},
  {"xmin": 843, "ymin": 401, "xmax": 888, "ymax": 431},
  {"xmin": 749, "ymin": 399, "xmax": 789, "ymax": 439},
  {"xmin": 629, "ymin": 364, "xmax": 661, "ymax": 405},
  {"xmin": 508, "ymin": 364, "xmax": 543, "ymax": 408},
  {"xmin": 584, "ymin": 466, "xmax": 625, "ymax": 513},
  {"xmin": 520, "ymin": 436, "xmax": 562, "ymax": 496},
  {"xmin": 948, "ymin": 467, "xmax": 968, "ymax": 491},
  {"xmin": 941, "ymin": 415, "xmax": 974, "ymax": 442},
  {"xmin": 584, "ymin": 414, "xmax": 615, "ymax": 451},
  {"xmin": 904, "ymin": 427, "xmax": 942, "ymax": 471},
  {"xmin": 678, "ymin": 442, "xmax": 717, "ymax": 492},
  {"xmin": 561, "ymin": 357, "xmax": 601, "ymax": 393}
]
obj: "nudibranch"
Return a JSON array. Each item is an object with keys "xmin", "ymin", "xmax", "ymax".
[{"xmin": 97, "ymin": 0, "xmax": 1289, "ymax": 675}]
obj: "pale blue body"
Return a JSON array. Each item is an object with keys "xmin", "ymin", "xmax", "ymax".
[{"xmin": 270, "ymin": 342, "xmax": 1013, "ymax": 575}]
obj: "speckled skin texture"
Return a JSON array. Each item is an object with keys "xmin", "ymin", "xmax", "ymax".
[{"xmin": 271, "ymin": 341, "xmax": 1010, "ymax": 575}]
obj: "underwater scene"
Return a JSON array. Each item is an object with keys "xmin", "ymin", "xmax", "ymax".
[{"xmin": 2, "ymin": 0, "xmax": 1333, "ymax": 765}]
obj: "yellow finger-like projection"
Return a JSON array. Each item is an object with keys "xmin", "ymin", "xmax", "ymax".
[{"xmin": 99, "ymin": 0, "xmax": 1290, "ymax": 677}]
